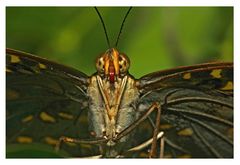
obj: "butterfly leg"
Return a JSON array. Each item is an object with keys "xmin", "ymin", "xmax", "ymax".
[
  {"xmin": 55, "ymin": 136, "xmax": 75, "ymax": 152},
  {"xmin": 123, "ymin": 131, "xmax": 164, "ymax": 157},
  {"xmin": 159, "ymin": 136, "xmax": 165, "ymax": 158},
  {"xmin": 148, "ymin": 102, "xmax": 162, "ymax": 158},
  {"xmin": 114, "ymin": 102, "xmax": 164, "ymax": 158},
  {"xmin": 55, "ymin": 136, "xmax": 107, "ymax": 152}
]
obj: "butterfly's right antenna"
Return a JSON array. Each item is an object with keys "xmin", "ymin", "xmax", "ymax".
[
  {"xmin": 94, "ymin": 7, "xmax": 110, "ymax": 48},
  {"xmin": 115, "ymin": 7, "xmax": 132, "ymax": 47}
]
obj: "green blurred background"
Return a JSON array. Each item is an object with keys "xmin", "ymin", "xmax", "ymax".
[{"xmin": 6, "ymin": 7, "xmax": 233, "ymax": 78}]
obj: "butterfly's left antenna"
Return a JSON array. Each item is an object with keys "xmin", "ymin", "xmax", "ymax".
[{"xmin": 94, "ymin": 7, "xmax": 111, "ymax": 49}]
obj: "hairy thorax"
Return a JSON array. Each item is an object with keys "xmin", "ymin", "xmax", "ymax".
[{"xmin": 87, "ymin": 74, "xmax": 140, "ymax": 157}]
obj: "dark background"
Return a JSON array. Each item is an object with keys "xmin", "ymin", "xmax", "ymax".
[{"xmin": 6, "ymin": 7, "xmax": 233, "ymax": 78}]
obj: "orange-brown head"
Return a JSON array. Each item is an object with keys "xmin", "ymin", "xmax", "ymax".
[{"xmin": 96, "ymin": 48, "xmax": 130, "ymax": 83}]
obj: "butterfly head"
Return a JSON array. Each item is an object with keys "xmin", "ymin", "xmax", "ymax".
[{"xmin": 96, "ymin": 48, "xmax": 130, "ymax": 83}]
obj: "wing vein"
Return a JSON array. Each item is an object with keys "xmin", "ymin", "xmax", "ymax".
[
  {"xmin": 191, "ymin": 123, "xmax": 222, "ymax": 158},
  {"xmin": 182, "ymin": 115, "xmax": 233, "ymax": 145},
  {"xmin": 166, "ymin": 107, "xmax": 233, "ymax": 126}
]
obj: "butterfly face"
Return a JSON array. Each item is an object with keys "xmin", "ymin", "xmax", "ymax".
[{"xmin": 95, "ymin": 48, "xmax": 130, "ymax": 83}]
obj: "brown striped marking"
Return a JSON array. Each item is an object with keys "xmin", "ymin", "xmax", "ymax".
[
  {"xmin": 38, "ymin": 63, "xmax": 47, "ymax": 69},
  {"xmin": 210, "ymin": 69, "xmax": 222, "ymax": 79},
  {"xmin": 177, "ymin": 154, "xmax": 192, "ymax": 158},
  {"xmin": 177, "ymin": 128, "xmax": 193, "ymax": 136},
  {"xmin": 183, "ymin": 73, "xmax": 191, "ymax": 80},
  {"xmin": 10, "ymin": 55, "xmax": 21, "ymax": 63},
  {"xmin": 6, "ymin": 68, "xmax": 12, "ymax": 73},
  {"xmin": 6, "ymin": 89, "xmax": 19, "ymax": 100},
  {"xmin": 160, "ymin": 124, "xmax": 173, "ymax": 130},
  {"xmin": 21, "ymin": 115, "xmax": 33, "ymax": 123},
  {"xmin": 17, "ymin": 136, "xmax": 33, "ymax": 143},
  {"xmin": 44, "ymin": 136, "xmax": 59, "ymax": 145},
  {"xmin": 221, "ymin": 81, "xmax": 233, "ymax": 90},
  {"xmin": 39, "ymin": 112, "xmax": 56, "ymax": 123},
  {"xmin": 58, "ymin": 112, "xmax": 74, "ymax": 120}
]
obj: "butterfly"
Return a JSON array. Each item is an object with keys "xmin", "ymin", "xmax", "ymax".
[{"xmin": 6, "ymin": 8, "xmax": 233, "ymax": 158}]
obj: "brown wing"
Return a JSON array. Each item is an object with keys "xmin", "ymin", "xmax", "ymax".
[
  {"xmin": 6, "ymin": 48, "xmax": 95, "ymax": 157},
  {"xmin": 137, "ymin": 62, "xmax": 233, "ymax": 158}
]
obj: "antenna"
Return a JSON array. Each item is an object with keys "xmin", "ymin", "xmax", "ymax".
[
  {"xmin": 115, "ymin": 7, "xmax": 132, "ymax": 47},
  {"xmin": 94, "ymin": 7, "xmax": 110, "ymax": 48}
]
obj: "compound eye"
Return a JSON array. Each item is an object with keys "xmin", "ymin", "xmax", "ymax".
[
  {"xmin": 96, "ymin": 56, "xmax": 105, "ymax": 74},
  {"xmin": 119, "ymin": 54, "xmax": 130, "ymax": 74}
]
